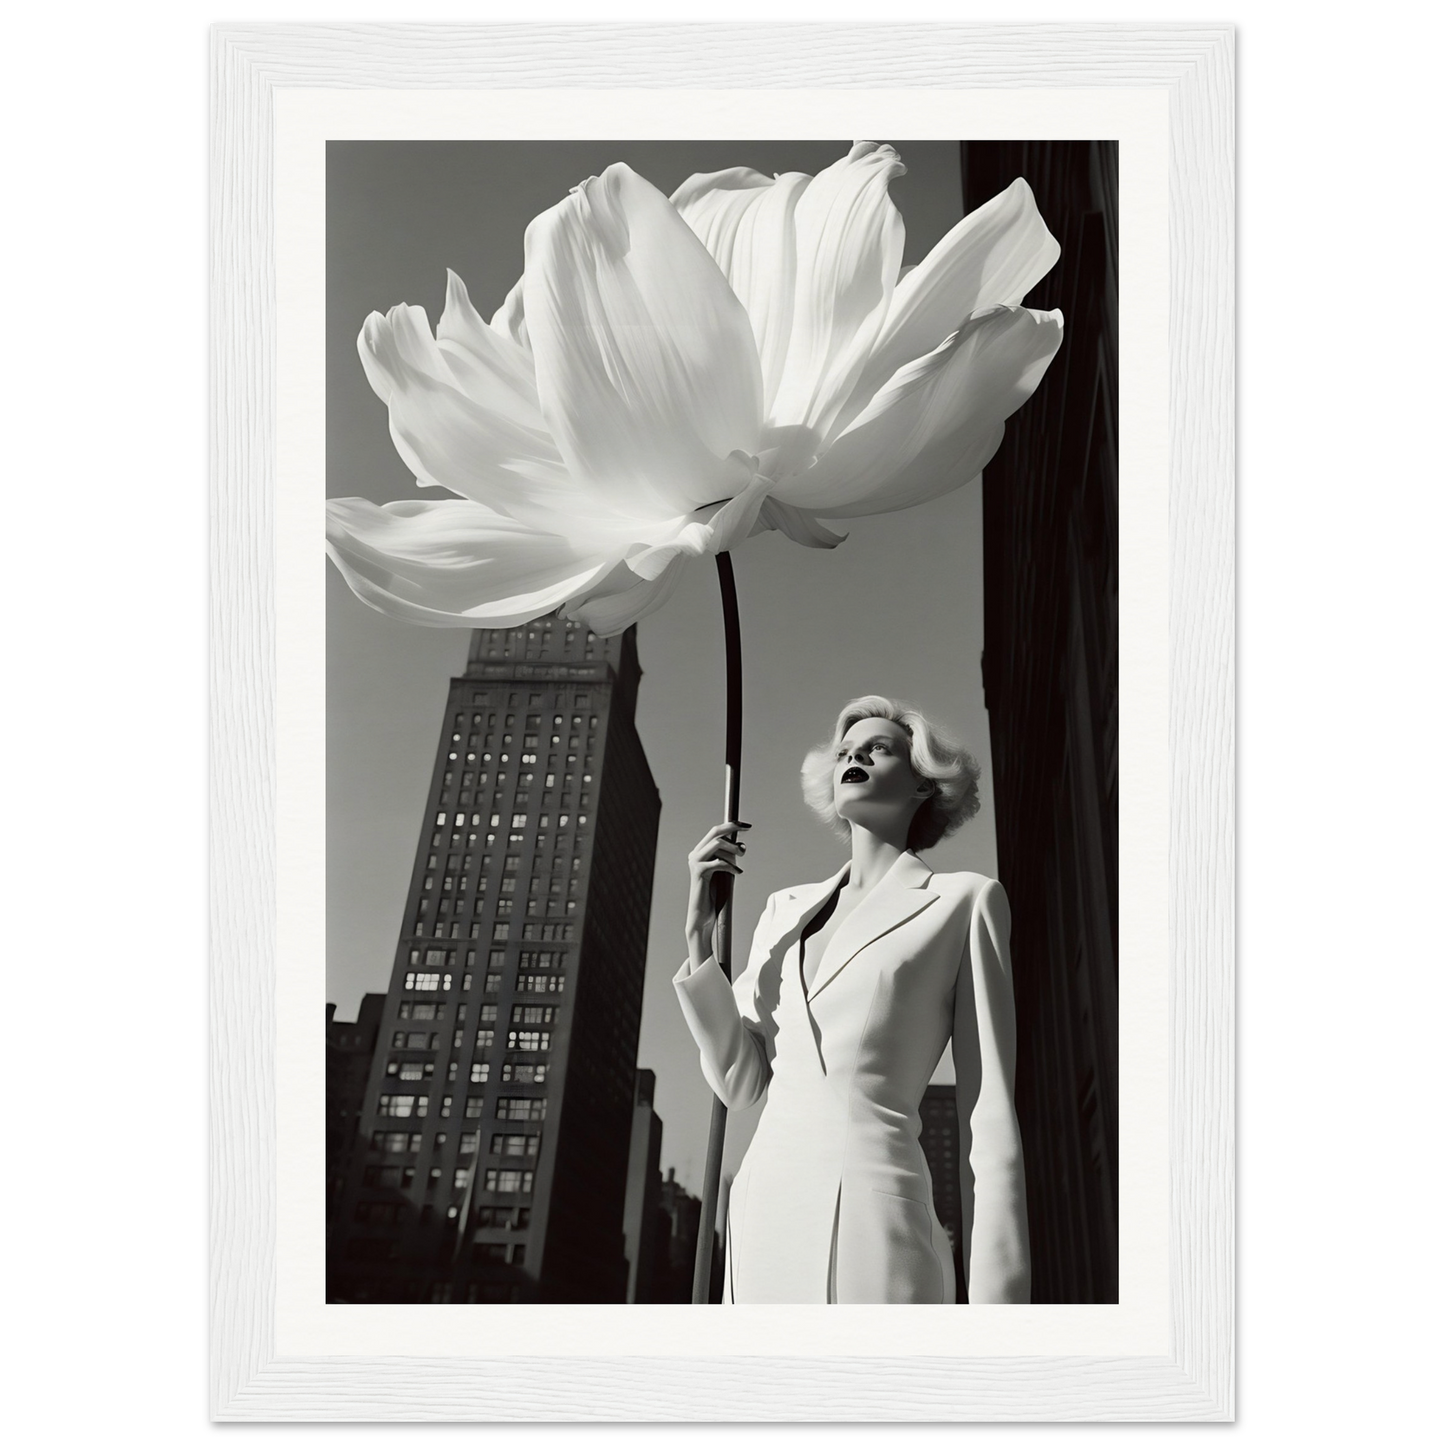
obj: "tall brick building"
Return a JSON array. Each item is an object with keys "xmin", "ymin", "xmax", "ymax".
[{"xmin": 328, "ymin": 619, "xmax": 660, "ymax": 1303}]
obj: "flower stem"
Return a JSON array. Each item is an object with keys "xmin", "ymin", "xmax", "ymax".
[{"xmin": 691, "ymin": 552, "xmax": 743, "ymax": 1304}]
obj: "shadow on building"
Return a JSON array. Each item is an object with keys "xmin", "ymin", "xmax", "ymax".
[{"xmin": 966, "ymin": 140, "xmax": 1120, "ymax": 1303}]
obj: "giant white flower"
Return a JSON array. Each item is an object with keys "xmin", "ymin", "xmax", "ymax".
[{"xmin": 326, "ymin": 142, "xmax": 1063, "ymax": 635}]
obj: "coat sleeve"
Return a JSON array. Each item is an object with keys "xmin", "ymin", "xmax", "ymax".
[
  {"xmin": 672, "ymin": 892, "xmax": 778, "ymax": 1111},
  {"xmin": 952, "ymin": 878, "xmax": 1031, "ymax": 1303}
]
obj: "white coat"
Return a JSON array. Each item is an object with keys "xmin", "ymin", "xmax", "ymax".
[{"xmin": 673, "ymin": 849, "xmax": 1029, "ymax": 1304}]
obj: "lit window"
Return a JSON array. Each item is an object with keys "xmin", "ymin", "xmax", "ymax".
[
  {"xmin": 474, "ymin": 1030, "xmax": 494, "ymax": 1051},
  {"xmin": 492, "ymin": 922, "xmax": 510, "ymax": 941},
  {"xmin": 386, "ymin": 1060, "xmax": 433, "ymax": 1082},
  {"xmin": 459, "ymin": 1133, "xmax": 479, "ymax": 1155},
  {"xmin": 484, "ymin": 1168, "xmax": 534, "ymax": 1194},
  {"xmin": 371, "ymin": 1130, "xmax": 424, "ymax": 1153},
  {"xmin": 378, "ymin": 1094, "xmax": 427, "ymax": 1118},
  {"xmin": 507, "ymin": 1030, "xmax": 550, "ymax": 1052},
  {"xmin": 404, "ymin": 971, "xmax": 441, "ymax": 992},
  {"xmin": 497, "ymin": 1097, "xmax": 547, "ymax": 1121},
  {"xmin": 500, "ymin": 1061, "xmax": 548, "ymax": 1084},
  {"xmin": 453, "ymin": 1169, "xmax": 471, "ymax": 1190},
  {"xmin": 484, "ymin": 972, "xmax": 502, "ymax": 994},
  {"xmin": 512, "ymin": 1005, "xmax": 557, "ymax": 1025},
  {"xmin": 465, "ymin": 1096, "xmax": 486, "ymax": 1119},
  {"xmin": 436, "ymin": 811, "xmax": 447, "ymax": 826},
  {"xmin": 490, "ymin": 1133, "xmax": 540, "ymax": 1157}
]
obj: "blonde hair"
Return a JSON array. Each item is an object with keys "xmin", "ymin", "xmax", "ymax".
[{"xmin": 800, "ymin": 695, "xmax": 982, "ymax": 852}]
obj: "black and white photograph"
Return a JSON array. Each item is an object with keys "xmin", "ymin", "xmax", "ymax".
[
  {"xmin": 322, "ymin": 138, "xmax": 1119, "ymax": 1308},
  {"xmin": 206, "ymin": 21, "xmax": 1235, "ymax": 1423}
]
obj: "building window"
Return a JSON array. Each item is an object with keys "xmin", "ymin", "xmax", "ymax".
[
  {"xmin": 392, "ymin": 1030, "xmax": 436, "ymax": 1049},
  {"xmin": 492, "ymin": 922, "xmax": 510, "ymax": 941},
  {"xmin": 516, "ymin": 973, "xmax": 565, "ymax": 994},
  {"xmin": 500, "ymin": 1061, "xmax": 547, "ymax": 1084},
  {"xmin": 378, "ymin": 1094, "xmax": 427, "ymax": 1118},
  {"xmin": 459, "ymin": 1133, "xmax": 479, "ymax": 1155},
  {"xmin": 370, "ymin": 1130, "xmax": 423, "ymax": 1154},
  {"xmin": 453, "ymin": 1168, "xmax": 472, "ymax": 1191},
  {"xmin": 494, "ymin": 1098, "xmax": 543, "ymax": 1121},
  {"xmin": 511, "ymin": 1005, "xmax": 557, "ymax": 1026},
  {"xmin": 499, "ymin": 877, "xmax": 516, "ymax": 894},
  {"xmin": 490, "ymin": 1132, "xmax": 540, "ymax": 1158},
  {"xmin": 484, "ymin": 972, "xmax": 503, "ymax": 994},
  {"xmin": 521, "ymin": 921, "xmax": 575, "ymax": 942},
  {"xmin": 464, "ymin": 1096, "xmax": 486, "ymax": 1119},
  {"xmin": 484, "ymin": 1169, "xmax": 534, "ymax": 1194},
  {"xmin": 386, "ymin": 1059, "xmax": 434, "ymax": 1082},
  {"xmin": 507, "ymin": 1030, "xmax": 550, "ymax": 1052},
  {"xmin": 397, "ymin": 1001, "xmax": 443, "ymax": 1021},
  {"xmin": 404, "ymin": 971, "xmax": 441, "ymax": 992}
]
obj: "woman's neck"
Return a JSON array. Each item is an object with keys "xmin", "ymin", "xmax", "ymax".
[{"xmin": 845, "ymin": 824, "xmax": 910, "ymax": 894}]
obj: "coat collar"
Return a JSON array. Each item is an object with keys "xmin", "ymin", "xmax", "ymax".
[{"xmin": 776, "ymin": 851, "xmax": 938, "ymax": 1003}]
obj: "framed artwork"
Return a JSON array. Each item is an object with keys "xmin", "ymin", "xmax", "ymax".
[{"xmin": 203, "ymin": 14, "xmax": 1242, "ymax": 1433}]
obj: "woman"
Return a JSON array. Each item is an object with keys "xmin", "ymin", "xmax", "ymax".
[{"xmin": 674, "ymin": 696, "xmax": 1029, "ymax": 1304}]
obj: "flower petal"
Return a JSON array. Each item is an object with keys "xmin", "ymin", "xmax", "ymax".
[
  {"xmin": 776, "ymin": 305, "xmax": 1064, "ymax": 516},
  {"xmin": 357, "ymin": 304, "xmax": 605, "ymax": 534},
  {"xmin": 325, "ymin": 496, "xmax": 614, "ymax": 628},
  {"xmin": 622, "ymin": 475, "xmax": 774, "ymax": 581},
  {"xmin": 839, "ymin": 178, "xmax": 1060, "ymax": 435},
  {"xmin": 767, "ymin": 142, "xmax": 906, "ymax": 439},
  {"xmin": 436, "ymin": 269, "xmax": 540, "ymax": 422},
  {"xmin": 565, "ymin": 555, "xmax": 691, "ymax": 638},
  {"xmin": 490, "ymin": 274, "xmax": 529, "ymax": 350},
  {"xmin": 755, "ymin": 497, "xmax": 848, "ymax": 549},
  {"xmin": 523, "ymin": 162, "xmax": 763, "ymax": 518},
  {"xmin": 671, "ymin": 166, "xmax": 810, "ymax": 419}
]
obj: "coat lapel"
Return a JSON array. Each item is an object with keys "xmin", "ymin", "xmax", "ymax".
[{"xmin": 804, "ymin": 851, "xmax": 937, "ymax": 1003}]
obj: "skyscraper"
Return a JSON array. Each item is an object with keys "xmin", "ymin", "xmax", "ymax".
[
  {"xmin": 326, "ymin": 993, "xmax": 385, "ymax": 1237},
  {"xmin": 621, "ymin": 1069, "xmax": 664, "ymax": 1305},
  {"xmin": 329, "ymin": 618, "xmax": 661, "ymax": 1303}
]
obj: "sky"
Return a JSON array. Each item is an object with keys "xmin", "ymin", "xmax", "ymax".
[{"xmin": 327, "ymin": 140, "xmax": 1004, "ymax": 1195}]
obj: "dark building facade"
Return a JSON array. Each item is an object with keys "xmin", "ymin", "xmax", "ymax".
[
  {"xmin": 328, "ymin": 618, "xmax": 661, "ymax": 1303},
  {"xmin": 326, "ymin": 993, "xmax": 385, "ymax": 1235},
  {"xmin": 648, "ymin": 1167, "xmax": 723, "ymax": 1304},
  {"xmin": 622, "ymin": 1068, "xmax": 664, "ymax": 1305},
  {"xmin": 918, "ymin": 1084, "xmax": 967, "ymax": 1298},
  {"xmin": 966, "ymin": 140, "xmax": 1120, "ymax": 1303}
]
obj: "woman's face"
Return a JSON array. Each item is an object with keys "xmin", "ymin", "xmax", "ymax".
[{"xmin": 832, "ymin": 717, "xmax": 929, "ymax": 832}]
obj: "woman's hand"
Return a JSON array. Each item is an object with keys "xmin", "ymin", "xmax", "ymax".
[{"xmin": 684, "ymin": 821, "xmax": 751, "ymax": 968}]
